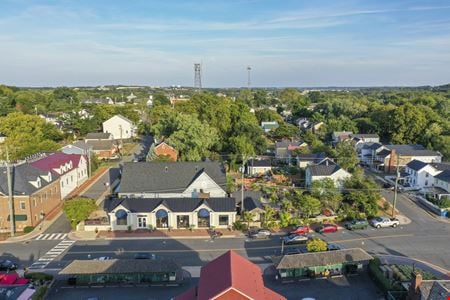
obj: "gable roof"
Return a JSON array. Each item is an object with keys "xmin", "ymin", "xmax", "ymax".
[
  {"xmin": 0, "ymin": 162, "xmax": 59, "ymax": 196},
  {"xmin": 368, "ymin": 143, "xmax": 383, "ymax": 150},
  {"xmin": 384, "ymin": 144, "xmax": 441, "ymax": 157},
  {"xmin": 377, "ymin": 149, "xmax": 391, "ymax": 157},
  {"xmin": 351, "ymin": 133, "xmax": 379, "ymax": 139},
  {"xmin": 248, "ymin": 159, "xmax": 272, "ymax": 167},
  {"xmin": 232, "ymin": 190, "xmax": 263, "ymax": 211},
  {"xmin": 119, "ymin": 162, "xmax": 226, "ymax": 194},
  {"xmin": 308, "ymin": 164, "xmax": 342, "ymax": 176},
  {"xmin": 154, "ymin": 141, "xmax": 176, "ymax": 151},
  {"xmin": 406, "ymin": 160, "xmax": 428, "ymax": 171},
  {"xmin": 85, "ymin": 132, "xmax": 112, "ymax": 140},
  {"xmin": 68, "ymin": 141, "xmax": 93, "ymax": 152},
  {"xmin": 275, "ymin": 140, "xmax": 302, "ymax": 149},
  {"xmin": 196, "ymin": 250, "xmax": 285, "ymax": 300},
  {"xmin": 107, "ymin": 197, "xmax": 236, "ymax": 213},
  {"xmin": 104, "ymin": 114, "xmax": 134, "ymax": 125},
  {"xmin": 430, "ymin": 162, "xmax": 450, "ymax": 171},
  {"xmin": 435, "ymin": 170, "xmax": 450, "ymax": 183},
  {"xmin": 30, "ymin": 152, "xmax": 83, "ymax": 175},
  {"xmin": 273, "ymin": 248, "xmax": 373, "ymax": 269},
  {"xmin": 84, "ymin": 139, "xmax": 117, "ymax": 151}
]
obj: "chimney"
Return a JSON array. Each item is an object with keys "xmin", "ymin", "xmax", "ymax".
[{"xmin": 408, "ymin": 272, "xmax": 422, "ymax": 300}]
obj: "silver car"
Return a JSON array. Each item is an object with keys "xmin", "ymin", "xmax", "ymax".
[
  {"xmin": 249, "ymin": 229, "xmax": 272, "ymax": 239},
  {"xmin": 283, "ymin": 234, "xmax": 309, "ymax": 245},
  {"xmin": 369, "ymin": 217, "xmax": 400, "ymax": 228}
]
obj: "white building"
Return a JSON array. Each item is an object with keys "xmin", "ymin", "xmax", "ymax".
[
  {"xmin": 107, "ymin": 197, "xmax": 236, "ymax": 231},
  {"xmin": 305, "ymin": 160, "xmax": 351, "ymax": 187},
  {"xmin": 30, "ymin": 152, "xmax": 88, "ymax": 199},
  {"xmin": 246, "ymin": 159, "xmax": 272, "ymax": 176},
  {"xmin": 102, "ymin": 115, "xmax": 136, "ymax": 140},
  {"xmin": 404, "ymin": 160, "xmax": 450, "ymax": 190},
  {"xmin": 118, "ymin": 162, "xmax": 227, "ymax": 198}
]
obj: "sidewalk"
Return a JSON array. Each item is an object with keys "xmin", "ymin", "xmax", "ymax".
[
  {"xmin": 69, "ymin": 228, "xmax": 246, "ymax": 241},
  {"xmin": 66, "ymin": 166, "xmax": 110, "ymax": 199}
]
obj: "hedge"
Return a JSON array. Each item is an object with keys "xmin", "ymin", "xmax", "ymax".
[
  {"xmin": 23, "ymin": 226, "xmax": 34, "ymax": 234},
  {"xmin": 25, "ymin": 272, "xmax": 53, "ymax": 281},
  {"xmin": 368, "ymin": 258, "xmax": 403, "ymax": 292}
]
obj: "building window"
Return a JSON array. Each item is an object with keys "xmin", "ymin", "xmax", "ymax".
[
  {"xmin": 197, "ymin": 209, "xmax": 210, "ymax": 228},
  {"xmin": 177, "ymin": 215, "xmax": 189, "ymax": 228},
  {"xmin": 71, "ymin": 175, "xmax": 73, "ymax": 182},
  {"xmin": 20, "ymin": 201, "xmax": 26, "ymax": 210},
  {"xmin": 115, "ymin": 209, "xmax": 128, "ymax": 226},
  {"xmin": 425, "ymin": 173, "xmax": 429, "ymax": 178},
  {"xmin": 61, "ymin": 181, "xmax": 64, "ymax": 188},
  {"xmin": 34, "ymin": 199, "xmax": 37, "ymax": 207},
  {"xmin": 219, "ymin": 215, "xmax": 229, "ymax": 226}
]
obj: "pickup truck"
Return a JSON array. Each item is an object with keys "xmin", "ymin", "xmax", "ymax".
[{"xmin": 369, "ymin": 217, "xmax": 400, "ymax": 228}]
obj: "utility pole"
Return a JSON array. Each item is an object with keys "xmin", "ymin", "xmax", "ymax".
[
  {"xmin": 392, "ymin": 154, "xmax": 400, "ymax": 218},
  {"xmin": 247, "ymin": 66, "xmax": 251, "ymax": 89},
  {"xmin": 5, "ymin": 147, "xmax": 15, "ymax": 237},
  {"xmin": 241, "ymin": 158, "xmax": 245, "ymax": 216}
]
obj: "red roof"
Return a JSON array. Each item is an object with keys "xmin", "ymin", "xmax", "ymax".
[
  {"xmin": 176, "ymin": 250, "xmax": 285, "ymax": 300},
  {"xmin": 31, "ymin": 152, "xmax": 84, "ymax": 175}
]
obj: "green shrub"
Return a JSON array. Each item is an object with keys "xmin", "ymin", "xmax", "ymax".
[
  {"xmin": 368, "ymin": 258, "xmax": 403, "ymax": 292},
  {"xmin": 23, "ymin": 226, "xmax": 34, "ymax": 234},
  {"xmin": 25, "ymin": 272, "xmax": 53, "ymax": 281},
  {"xmin": 232, "ymin": 221, "xmax": 247, "ymax": 231},
  {"xmin": 63, "ymin": 198, "xmax": 97, "ymax": 229}
]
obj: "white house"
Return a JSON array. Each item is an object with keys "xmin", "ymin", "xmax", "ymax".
[
  {"xmin": 107, "ymin": 197, "xmax": 236, "ymax": 231},
  {"xmin": 404, "ymin": 160, "xmax": 450, "ymax": 190},
  {"xmin": 305, "ymin": 160, "xmax": 351, "ymax": 187},
  {"xmin": 30, "ymin": 152, "xmax": 88, "ymax": 199},
  {"xmin": 246, "ymin": 159, "xmax": 272, "ymax": 176},
  {"xmin": 102, "ymin": 115, "xmax": 136, "ymax": 140},
  {"xmin": 118, "ymin": 162, "xmax": 227, "ymax": 198},
  {"xmin": 434, "ymin": 170, "xmax": 450, "ymax": 194},
  {"xmin": 261, "ymin": 121, "xmax": 279, "ymax": 133}
]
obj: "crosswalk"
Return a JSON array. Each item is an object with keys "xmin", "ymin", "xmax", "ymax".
[
  {"xmin": 29, "ymin": 239, "xmax": 75, "ymax": 269},
  {"xmin": 35, "ymin": 233, "xmax": 68, "ymax": 240}
]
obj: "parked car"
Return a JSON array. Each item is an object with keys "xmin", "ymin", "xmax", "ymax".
[
  {"xmin": 327, "ymin": 244, "xmax": 342, "ymax": 251},
  {"xmin": 289, "ymin": 225, "xmax": 310, "ymax": 235},
  {"xmin": 94, "ymin": 256, "xmax": 113, "ymax": 260},
  {"xmin": 315, "ymin": 224, "xmax": 338, "ymax": 234},
  {"xmin": 344, "ymin": 219, "xmax": 369, "ymax": 230},
  {"xmin": 369, "ymin": 217, "xmax": 399, "ymax": 228},
  {"xmin": 134, "ymin": 253, "xmax": 156, "ymax": 260},
  {"xmin": 0, "ymin": 260, "xmax": 18, "ymax": 271},
  {"xmin": 249, "ymin": 229, "xmax": 272, "ymax": 239},
  {"xmin": 283, "ymin": 234, "xmax": 309, "ymax": 245}
]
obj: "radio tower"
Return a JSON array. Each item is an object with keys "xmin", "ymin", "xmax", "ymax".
[
  {"xmin": 247, "ymin": 66, "xmax": 251, "ymax": 89},
  {"xmin": 194, "ymin": 63, "xmax": 202, "ymax": 91}
]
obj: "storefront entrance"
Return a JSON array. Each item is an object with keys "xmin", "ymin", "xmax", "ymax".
[
  {"xmin": 137, "ymin": 216, "xmax": 147, "ymax": 228},
  {"xmin": 177, "ymin": 215, "xmax": 189, "ymax": 228},
  {"xmin": 197, "ymin": 209, "xmax": 210, "ymax": 228},
  {"xmin": 156, "ymin": 209, "xmax": 169, "ymax": 228}
]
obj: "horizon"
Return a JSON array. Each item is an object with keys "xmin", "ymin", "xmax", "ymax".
[{"xmin": 1, "ymin": 0, "xmax": 449, "ymax": 87}]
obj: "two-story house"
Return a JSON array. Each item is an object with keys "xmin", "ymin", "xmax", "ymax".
[
  {"xmin": 103, "ymin": 115, "xmax": 137, "ymax": 140},
  {"xmin": 108, "ymin": 162, "xmax": 236, "ymax": 231},
  {"xmin": 0, "ymin": 162, "xmax": 62, "ymax": 232},
  {"xmin": 305, "ymin": 159, "xmax": 351, "ymax": 188},
  {"xmin": 30, "ymin": 152, "xmax": 88, "ymax": 199},
  {"xmin": 404, "ymin": 160, "xmax": 450, "ymax": 191}
]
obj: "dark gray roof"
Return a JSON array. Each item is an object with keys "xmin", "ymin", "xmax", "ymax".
[
  {"xmin": 275, "ymin": 140, "xmax": 302, "ymax": 149},
  {"xmin": 385, "ymin": 144, "xmax": 440, "ymax": 156},
  {"xmin": 0, "ymin": 162, "xmax": 59, "ymax": 196},
  {"xmin": 297, "ymin": 153, "xmax": 326, "ymax": 162},
  {"xmin": 85, "ymin": 132, "xmax": 112, "ymax": 140},
  {"xmin": 273, "ymin": 248, "xmax": 373, "ymax": 269},
  {"xmin": 85, "ymin": 139, "xmax": 117, "ymax": 151},
  {"xmin": 232, "ymin": 190, "xmax": 263, "ymax": 211},
  {"xmin": 418, "ymin": 280, "xmax": 450, "ymax": 300},
  {"xmin": 308, "ymin": 164, "xmax": 342, "ymax": 176},
  {"xmin": 119, "ymin": 162, "xmax": 226, "ymax": 194},
  {"xmin": 59, "ymin": 259, "xmax": 180, "ymax": 275},
  {"xmin": 406, "ymin": 159, "xmax": 428, "ymax": 171},
  {"xmin": 377, "ymin": 149, "xmax": 391, "ymax": 157},
  {"xmin": 108, "ymin": 197, "xmax": 236, "ymax": 213},
  {"xmin": 70, "ymin": 141, "xmax": 94, "ymax": 151},
  {"xmin": 435, "ymin": 170, "xmax": 450, "ymax": 183},
  {"xmin": 368, "ymin": 143, "xmax": 383, "ymax": 150},
  {"xmin": 430, "ymin": 162, "xmax": 450, "ymax": 171},
  {"xmin": 248, "ymin": 159, "xmax": 272, "ymax": 167}
]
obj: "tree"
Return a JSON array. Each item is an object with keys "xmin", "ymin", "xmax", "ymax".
[
  {"xmin": 306, "ymin": 238, "xmax": 328, "ymax": 252},
  {"xmin": 297, "ymin": 195, "xmax": 322, "ymax": 218},
  {"xmin": 270, "ymin": 122, "xmax": 299, "ymax": 139},
  {"xmin": 279, "ymin": 210, "xmax": 292, "ymax": 228},
  {"xmin": 243, "ymin": 211, "xmax": 256, "ymax": 230},
  {"xmin": 63, "ymin": 198, "xmax": 98, "ymax": 229},
  {"xmin": 255, "ymin": 108, "xmax": 283, "ymax": 124},
  {"xmin": 153, "ymin": 92, "xmax": 170, "ymax": 106},
  {"xmin": 335, "ymin": 141, "xmax": 359, "ymax": 172},
  {"xmin": 390, "ymin": 103, "xmax": 428, "ymax": 144},
  {"xmin": 261, "ymin": 206, "xmax": 276, "ymax": 229},
  {"xmin": 310, "ymin": 178, "xmax": 343, "ymax": 212}
]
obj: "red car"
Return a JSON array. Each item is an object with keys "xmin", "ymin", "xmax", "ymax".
[
  {"xmin": 290, "ymin": 225, "xmax": 310, "ymax": 235},
  {"xmin": 316, "ymin": 224, "xmax": 338, "ymax": 233}
]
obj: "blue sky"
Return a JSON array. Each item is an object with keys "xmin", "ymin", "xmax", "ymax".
[{"xmin": 0, "ymin": 0, "xmax": 449, "ymax": 87}]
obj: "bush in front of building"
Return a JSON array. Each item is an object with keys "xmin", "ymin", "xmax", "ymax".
[
  {"xmin": 24, "ymin": 272, "xmax": 54, "ymax": 281},
  {"xmin": 368, "ymin": 258, "xmax": 403, "ymax": 293},
  {"xmin": 63, "ymin": 198, "xmax": 97, "ymax": 229},
  {"xmin": 32, "ymin": 286, "xmax": 47, "ymax": 300},
  {"xmin": 23, "ymin": 226, "xmax": 34, "ymax": 234},
  {"xmin": 306, "ymin": 238, "xmax": 328, "ymax": 252}
]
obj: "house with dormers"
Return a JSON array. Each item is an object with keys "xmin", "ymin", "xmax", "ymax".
[
  {"xmin": 106, "ymin": 162, "xmax": 235, "ymax": 230},
  {"xmin": 404, "ymin": 160, "xmax": 450, "ymax": 192},
  {"xmin": 0, "ymin": 162, "xmax": 62, "ymax": 232},
  {"xmin": 30, "ymin": 152, "xmax": 88, "ymax": 199}
]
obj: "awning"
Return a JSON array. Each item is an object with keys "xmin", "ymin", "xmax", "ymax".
[{"xmin": 156, "ymin": 209, "xmax": 168, "ymax": 218}]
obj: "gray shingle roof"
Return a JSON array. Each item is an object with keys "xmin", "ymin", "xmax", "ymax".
[
  {"xmin": 275, "ymin": 140, "xmax": 302, "ymax": 149},
  {"xmin": 232, "ymin": 190, "xmax": 263, "ymax": 211},
  {"xmin": 0, "ymin": 162, "xmax": 59, "ymax": 195},
  {"xmin": 59, "ymin": 259, "xmax": 180, "ymax": 275},
  {"xmin": 119, "ymin": 162, "xmax": 226, "ymax": 194},
  {"xmin": 107, "ymin": 197, "xmax": 236, "ymax": 213},
  {"xmin": 85, "ymin": 132, "xmax": 112, "ymax": 140},
  {"xmin": 248, "ymin": 159, "xmax": 272, "ymax": 167},
  {"xmin": 368, "ymin": 143, "xmax": 383, "ymax": 150},
  {"xmin": 296, "ymin": 153, "xmax": 326, "ymax": 162},
  {"xmin": 84, "ymin": 139, "xmax": 117, "ymax": 151},
  {"xmin": 308, "ymin": 164, "xmax": 341, "ymax": 176},
  {"xmin": 385, "ymin": 144, "xmax": 441, "ymax": 156},
  {"xmin": 351, "ymin": 134, "xmax": 379, "ymax": 139},
  {"xmin": 273, "ymin": 248, "xmax": 373, "ymax": 269},
  {"xmin": 70, "ymin": 141, "xmax": 94, "ymax": 151},
  {"xmin": 406, "ymin": 160, "xmax": 428, "ymax": 171},
  {"xmin": 436, "ymin": 170, "xmax": 450, "ymax": 183},
  {"xmin": 430, "ymin": 162, "xmax": 450, "ymax": 171},
  {"xmin": 377, "ymin": 149, "xmax": 391, "ymax": 157}
]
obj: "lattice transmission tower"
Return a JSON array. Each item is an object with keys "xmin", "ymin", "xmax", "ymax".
[
  {"xmin": 247, "ymin": 66, "xmax": 251, "ymax": 89},
  {"xmin": 194, "ymin": 63, "xmax": 202, "ymax": 91}
]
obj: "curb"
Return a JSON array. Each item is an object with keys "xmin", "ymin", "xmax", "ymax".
[{"xmin": 68, "ymin": 234, "xmax": 245, "ymax": 241}]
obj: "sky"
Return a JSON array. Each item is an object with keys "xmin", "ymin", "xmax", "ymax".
[{"xmin": 0, "ymin": 0, "xmax": 449, "ymax": 87}]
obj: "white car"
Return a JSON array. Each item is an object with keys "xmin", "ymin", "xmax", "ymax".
[
  {"xmin": 94, "ymin": 256, "xmax": 113, "ymax": 260},
  {"xmin": 369, "ymin": 217, "xmax": 400, "ymax": 228}
]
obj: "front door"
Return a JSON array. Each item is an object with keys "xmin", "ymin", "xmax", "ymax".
[{"xmin": 138, "ymin": 216, "xmax": 147, "ymax": 228}]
